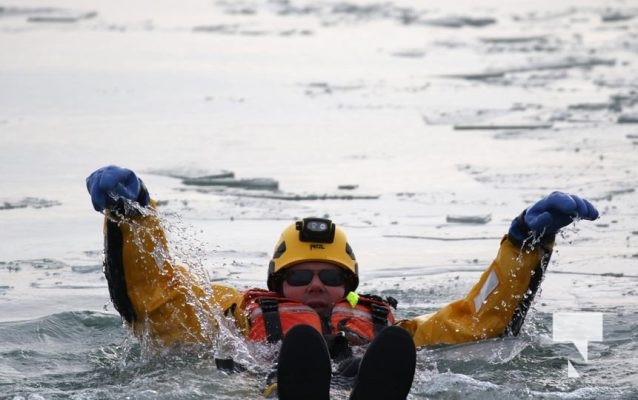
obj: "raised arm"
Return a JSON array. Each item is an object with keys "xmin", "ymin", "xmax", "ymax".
[
  {"xmin": 87, "ymin": 166, "xmax": 245, "ymax": 347},
  {"xmin": 397, "ymin": 192, "xmax": 599, "ymax": 347}
]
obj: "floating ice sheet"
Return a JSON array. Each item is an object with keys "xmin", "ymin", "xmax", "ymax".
[
  {"xmin": 454, "ymin": 123, "xmax": 552, "ymax": 130},
  {"xmin": 445, "ymin": 57, "xmax": 616, "ymax": 81},
  {"xmin": 446, "ymin": 214, "xmax": 492, "ymax": 224},
  {"xmin": 617, "ymin": 113, "xmax": 638, "ymax": 124},
  {"xmin": 145, "ymin": 167, "xmax": 234, "ymax": 180},
  {"xmin": 182, "ymin": 177, "xmax": 279, "ymax": 190},
  {"xmin": 0, "ymin": 197, "xmax": 61, "ymax": 210}
]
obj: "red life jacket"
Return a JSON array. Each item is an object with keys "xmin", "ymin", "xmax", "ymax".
[{"xmin": 243, "ymin": 289, "xmax": 396, "ymax": 345}]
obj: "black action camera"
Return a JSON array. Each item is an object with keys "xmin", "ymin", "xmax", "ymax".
[{"xmin": 296, "ymin": 217, "xmax": 336, "ymax": 243}]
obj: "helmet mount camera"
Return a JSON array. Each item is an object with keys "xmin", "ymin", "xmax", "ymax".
[{"xmin": 296, "ymin": 218, "xmax": 336, "ymax": 244}]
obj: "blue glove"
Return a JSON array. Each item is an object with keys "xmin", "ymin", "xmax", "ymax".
[
  {"xmin": 86, "ymin": 165, "xmax": 150, "ymax": 212},
  {"xmin": 509, "ymin": 191, "xmax": 599, "ymax": 245}
]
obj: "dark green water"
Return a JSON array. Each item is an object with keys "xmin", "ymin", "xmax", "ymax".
[{"xmin": 2, "ymin": 301, "xmax": 636, "ymax": 399}]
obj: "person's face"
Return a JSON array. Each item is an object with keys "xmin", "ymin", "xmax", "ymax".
[{"xmin": 282, "ymin": 262, "xmax": 346, "ymax": 316}]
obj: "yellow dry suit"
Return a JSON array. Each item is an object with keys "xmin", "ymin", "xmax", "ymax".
[{"xmin": 100, "ymin": 204, "xmax": 553, "ymax": 350}]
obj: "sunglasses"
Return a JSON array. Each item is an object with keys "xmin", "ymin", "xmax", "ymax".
[{"xmin": 285, "ymin": 269, "xmax": 345, "ymax": 287}]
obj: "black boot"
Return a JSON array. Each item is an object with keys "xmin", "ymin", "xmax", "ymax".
[
  {"xmin": 349, "ymin": 326, "xmax": 417, "ymax": 400},
  {"xmin": 277, "ymin": 324, "xmax": 332, "ymax": 400}
]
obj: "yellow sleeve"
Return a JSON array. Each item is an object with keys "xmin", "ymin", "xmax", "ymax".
[
  {"xmin": 103, "ymin": 206, "xmax": 244, "ymax": 347},
  {"xmin": 397, "ymin": 235, "xmax": 553, "ymax": 347}
]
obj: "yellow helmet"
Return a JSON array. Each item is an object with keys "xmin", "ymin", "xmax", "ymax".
[{"xmin": 267, "ymin": 218, "xmax": 359, "ymax": 292}]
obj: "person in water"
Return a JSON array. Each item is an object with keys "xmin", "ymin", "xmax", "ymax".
[{"xmin": 86, "ymin": 165, "xmax": 599, "ymax": 399}]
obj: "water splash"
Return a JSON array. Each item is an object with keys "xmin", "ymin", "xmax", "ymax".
[{"xmin": 105, "ymin": 201, "xmax": 258, "ymax": 369}]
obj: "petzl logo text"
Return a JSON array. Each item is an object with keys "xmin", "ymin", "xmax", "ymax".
[{"xmin": 552, "ymin": 312, "xmax": 603, "ymax": 378}]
